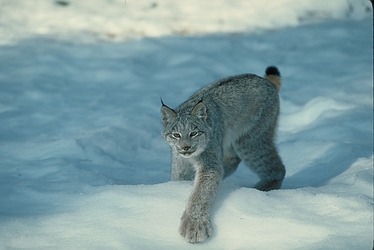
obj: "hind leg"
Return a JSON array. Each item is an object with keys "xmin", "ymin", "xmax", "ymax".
[{"xmin": 233, "ymin": 134, "xmax": 285, "ymax": 191}]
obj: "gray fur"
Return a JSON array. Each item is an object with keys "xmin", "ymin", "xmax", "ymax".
[{"xmin": 161, "ymin": 68, "xmax": 286, "ymax": 243}]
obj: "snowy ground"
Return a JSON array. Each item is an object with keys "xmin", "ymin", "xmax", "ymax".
[
  {"xmin": 0, "ymin": 0, "xmax": 371, "ymax": 45},
  {"xmin": 0, "ymin": 0, "xmax": 373, "ymax": 249}
]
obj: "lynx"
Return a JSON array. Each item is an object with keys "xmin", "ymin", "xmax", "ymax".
[{"xmin": 161, "ymin": 66, "xmax": 285, "ymax": 243}]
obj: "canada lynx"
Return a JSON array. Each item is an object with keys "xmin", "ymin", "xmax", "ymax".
[{"xmin": 161, "ymin": 66, "xmax": 285, "ymax": 243}]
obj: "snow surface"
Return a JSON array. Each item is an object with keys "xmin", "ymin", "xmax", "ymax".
[
  {"xmin": 0, "ymin": 0, "xmax": 373, "ymax": 249},
  {"xmin": 0, "ymin": 0, "xmax": 371, "ymax": 45}
]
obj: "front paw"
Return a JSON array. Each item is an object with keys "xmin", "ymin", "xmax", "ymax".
[{"xmin": 178, "ymin": 211, "xmax": 213, "ymax": 243}]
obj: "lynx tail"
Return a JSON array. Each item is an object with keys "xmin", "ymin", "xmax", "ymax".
[{"xmin": 265, "ymin": 66, "xmax": 281, "ymax": 92}]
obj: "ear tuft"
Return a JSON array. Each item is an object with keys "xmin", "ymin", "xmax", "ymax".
[
  {"xmin": 190, "ymin": 101, "xmax": 207, "ymax": 122},
  {"xmin": 161, "ymin": 104, "xmax": 177, "ymax": 126}
]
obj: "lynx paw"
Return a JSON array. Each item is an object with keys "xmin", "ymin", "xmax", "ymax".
[
  {"xmin": 179, "ymin": 211, "xmax": 213, "ymax": 243},
  {"xmin": 254, "ymin": 179, "xmax": 283, "ymax": 191}
]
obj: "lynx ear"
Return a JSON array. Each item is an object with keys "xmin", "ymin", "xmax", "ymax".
[
  {"xmin": 161, "ymin": 102, "xmax": 177, "ymax": 126},
  {"xmin": 191, "ymin": 101, "xmax": 207, "ymax": 122}
]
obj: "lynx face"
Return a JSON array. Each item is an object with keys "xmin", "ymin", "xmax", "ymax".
[
  {"xmin": 161, "ymin": 101, "xmax": 209, "ymax": 158},
  {"xmin": 164, "ymin": 119, "xmax": 207, "ymax": 158}
]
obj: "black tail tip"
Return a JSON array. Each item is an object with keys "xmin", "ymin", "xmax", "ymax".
[{"xmin": 265, "ymin": 66, "xmax": 280, "ymax": 76}]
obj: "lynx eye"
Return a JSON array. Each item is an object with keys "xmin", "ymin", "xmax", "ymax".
[
  {"xmin": 189, "ymin": 131, "xmax": 198, "ymax": 138},
  {"xmin": 171, "ymin": 133, "xmax": 181, "ymax": 139}
]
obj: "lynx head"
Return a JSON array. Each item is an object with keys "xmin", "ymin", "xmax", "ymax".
[{"xmin": 161, "ymin": 101, "xmax": 209, "ymax": 158}]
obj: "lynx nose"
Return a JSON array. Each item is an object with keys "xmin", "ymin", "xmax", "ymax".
[{"xmin": 181, "ymin": 145, "xmax": 191, "ymax": 151}]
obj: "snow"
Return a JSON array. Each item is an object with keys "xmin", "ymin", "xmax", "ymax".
[
  {"xmin": 0, "ymin": 0, "xmax": 372, "ymax": 249},
  {"xmin": 0, "ymin": 0, "xmax": 371, "ymax": 45}
]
